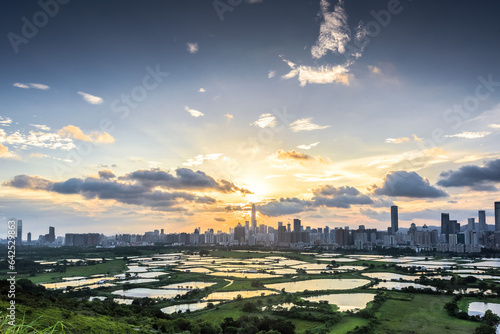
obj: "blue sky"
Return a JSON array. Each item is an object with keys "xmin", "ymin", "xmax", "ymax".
[{"xmin": 1, "ymin": 0, "xmax": 500, "ymax": 238}]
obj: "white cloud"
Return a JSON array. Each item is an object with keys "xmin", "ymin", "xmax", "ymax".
[
  {"xmin": 1, "ymin": 129, "xmax": 76, "ymax": 151},
  {"xmin": 58, "ymin": 125, "xmax": 115, "ymax": 144},
  {"xmin": 252, "ymin": 113, "xmax": 276, "ymax": 128},
  {"xmin": 488, "ymin": 124, "xmax": 500, "ymax": 129},
  {"xmin": 183, "ymin": 153, "xmax": 223, "ymax": 166},
  {"xmin": 185, "ymin": 106, "xmax": 204, "ymax": 118},
  {"xmin": 30, "ymin": 124, "xmax": 50, "ymax": 131},
  {"xmin": 311, "ymin": 0, "xmax": 351, "ymax": 58},
  {"xmin": 78, "ymin": 91, "xmax": 104, "ymax": 105},
  {"xmin": 264, "ymin": 175, "xmax": 286, "ymax": 179},
  {"xmin": 385, "ymin": 137, "xmax": 410, "ymax": 144},
  {"xmin": 444, "ymin": 131, "xmax": 491, "ymax": 139},
  {"xmin": 289, "ymin": 118, "xmax": 330, "ymax": 132},
  {"xmin": 187, "ymin": 42, "xmax": 199, "ymax": 54},
  {"xmin": 198, "ymin": 88, "xmax": 206, "ymax": 93},
  {"xmin": 268, "ymin": 70, "xmax": 276, "ymax": 78},
  {"xmin": 225, "ymin": 114, "xmax": 234, "ymax": 120},
  {"xmin": 297, "ymin": 142, "xmax": 320, "ymax": 150},
  {"xmin": 0, "ymin": 116, "xmax": 13, "ymax": 126},
  {"xmin": 29, "ymin": 83, "xmax": 50, "ymax": 90},
  {"xmin": 13, "ymin": 82, "xmax": 50, "ymax": 90},
  {"xmin": 13, "ymin": 83, "xmax": 29, "ymax": 89},
  {"xmin": 281, "ymin": 57, "xmax": 351, "ymax": 86}
]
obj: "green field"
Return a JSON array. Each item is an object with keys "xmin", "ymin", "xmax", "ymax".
[{"xmin": 375, "ymin": 293, "xmax": 480, "ymax": 333}]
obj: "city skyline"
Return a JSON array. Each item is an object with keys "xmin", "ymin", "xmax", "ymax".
[{"xmin": 1, "ymin": 0, "xmax": 500, "ymax": 237}]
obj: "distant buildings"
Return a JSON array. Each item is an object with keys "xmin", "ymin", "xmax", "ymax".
[
  {"xmin": 391, "ymin": 206, "xmax": 398, "ymax": 235},
  {"xmin": 15, "ymin": 219, "xmax": 22, "ymax": 245}
]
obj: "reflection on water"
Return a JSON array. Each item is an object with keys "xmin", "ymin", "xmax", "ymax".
[
  {"xmin": 161, "ymin": 302, "xmax": 211, "ymax": 314},
  {"xmin": 303, "ymin": 293, "xmax": 375, "ymax": 311},
  {"xmin": 112, "ymin": 288, "xmax": 186, "ymax": 299},
  {"xmin": 205, "ymin": 290, "xmax": 276, "ymax": 300},
  {"xmin": 265, "ymin": 279, "xmax": 370, "ymax": 293},
  {"xmin": 370, "ymin": 281, "xmax": 435, "ymax": 291}
]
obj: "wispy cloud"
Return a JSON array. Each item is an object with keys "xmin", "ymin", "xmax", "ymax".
[
  {"xmin": 225, "ymin": 114, "xmax": 234, "ymax": 120},
  {"xmin": 385, "ymin": 137, "xmax": 410, "ymax": 144},
  {"xmin": 488, "ymin": 124, "xmax": 500, "ymax": 129},
  {"xmin": 184, "ymin": 106, "xmax": 204, "ymax": 118},
  {"xmin": 252, "ymin": 113, "xmax": 276, "ymax": 128},
  {"xmin": 444, "ymin": 131, "xmax": 491, "ymax": 139},
  {"xmin": 13, "ymin": 82, "xmax": 50, "ymax": 90},
  {"xmin": 0, "ymin": 142, "xmax": 19, "ymax": 159},
  {"xmin": 58, "ymin": 125, "xmax": 115, "ymax": 144},
  {"xmin": 1, "ymin": 128, "xmax": 76, "ymax": 151},
  {"xmin": 264, "ymin": 175, "xmax": 286, "ymax": 179},
  {"xmin": 183, "ymin": 153, "xmax": 224, "ymax": 166},
  {"xmin": 198, "ymin": 88, "xmax": 206, "ymax": 93},
  {"xmin": 289, "ymin": 118, "xmax": 330, "ymax": 132},
  {"xmin": 268, "ymin": 70, "xmax": 276, "ymax": 78},
  {"xmin": 78, "ymin": 91, "xmax": 104, "ymax": 105},
  {"xmin": 187, "ymin": 42, "xmax": 199, "ymax": 54},
  {"xmin": 297, "ymin": 142, "xmax": 320, "ymax": 150},
  {"xmin": 0, "ymin": 116, "xmax": 13, "ymax": 126},
  {"xmin": 30, "ymin": 124, "xmax": 50, "ymax": 131},
  {"xmin": 281, "ymin": 58, "xmax": 351, "ymax": 86}
]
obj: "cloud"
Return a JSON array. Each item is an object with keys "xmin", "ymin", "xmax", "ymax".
[
  {"xmin": 297, "ymin": 142, "xmax": 319, "ymax": 150},
  {"xmin": 5, "ymin": 168, "xmax": 251, "ymax": 211},
  {"xmin": 385, "ymin": 137, "xmax": 410, "ymax": 144},
  {"xmin": 198, "ymin": 88, "xmax": 206, "ymax": 93},
  {"xmin": 268, "ymin": 150, "xmax": 325, "ymax": 169},
  {"xmin": 0, "ymin": 116, "xmax": 13, "ymax": 126},
  {"xmin": 183, "ymin": 153, "xmax": 223, "ymax": 166},
  {"xmin": 259, "ymin": 197, "xmax": 313, "ymax": 217},
  {"xmin": 364, "ymin": 148, "xmax": 448, "ymax": 171},
  {"xmin": 30, "ymin": 124, "xmax": 50, "ymax": 131},
  {"xmin": 268, "ymin": 70, "xmax": 276, "ymax": 78},
  {"xmin": 252, "ymin": 113, "xmax": 276, "ymax": 128},
  {"xmin": 264, "ymin": 175, "xmax": 286, "ymax": 179},
  {"xmin": 281, "ymin": 58, "xmax": 352, "ymax": 86},
  {"xmin": 225, "ymin": 114, "xmax": 233, "ymax": 120},
  {"xmin": 13, "ymin": 83, "xmax": 29, "ymax": 89},
  {"xmin": 214, "ymin": 217, "xmax": 226, "ymax": 222},
  {"xmin": 273, "ymin": 149, "xmax": 313, "ymax": 161},
  {"xmin": 289, "ymin": 118, "xmax": 330, "ymax": 132},
  {"xmin": 1, "ymin": 128, "xmax": 76, "ymax": 151},
  {"xmin": 368, "ymin": 66, "xmax": 381, "ymax": 74},
  {"xmin": 13, "ymin": 83, "xmax": 50, "ymax": 90},
  {"xmin": 437, "ymin": 159, "xmax": 500, "ymax": 191},
  {"xmin": 489, "ymin": 124, "xmax": 500, "ymax": 129},
  {"xmin": 58, "ymin": 125, "xmax": 115, "ymax": 144},
  {"xmin": 312, "ymin": 185, "xmax": 373, "ymax": 208},
  {"xmin": 78, "ymin": 91, "xmax": 104, "ymax": 105},
  {"xmin": 30, "ymin": 83, "xmax": 50, "ymax": 90},
  {"xmin": 185, "ymin": 106, "xmax": 204, "ymax": 118},
  {"xmin": 0, "ymin": 143, "xmax": 18, "ymax": 159},
  {"xmin": 187, "ymin": 42, "xmax": 199, "ymax": 54},
  {"xmin": 444, "ymin": 131, "xmax": 491, "ymax": 139},
  {"xmin": 98, "ymin": 170, "xmax": 116, "ymax": 179},
  {"xmin": 124, "ymin": 168, "xmax": 251, "ymax": 194},
  {"xmin": 311, "ymin": 0, "xmax": 351, "ymax": 58},
  {"xmin": 373, "ymin": 171, "xmax": 448, "ymax": 198}
]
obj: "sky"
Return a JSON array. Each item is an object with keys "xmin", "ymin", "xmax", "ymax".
[{"xmin": 1, "ymin": 0, "xmax": 500, "ymax": 238}]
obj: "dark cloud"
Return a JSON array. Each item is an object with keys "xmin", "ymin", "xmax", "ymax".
[
  {"xmin": 4, "ymin": 168, "xmax": 235, "ymax": 211},
  {"xmin": 312, "ymin": 185, "xmax": 373, "ymax": 208},
  {"xmin": 259, "ymin": 198, "xmax": 312, "ymax": 217},
  {"xmin": 437, "ymin": 159, "xmax": 500, "ymax": 191},
  {"xmin": 214, "ymin": 217, "xmax": 226, "ymax": 222},
  {"xmin": 124, "ymin": 168, "xmax": 251, "ymax": 194},
  {"xmin": 373, "ymin": 171, "xmax": 448, "ymax": 198},
  {"xmin": 98, "ymin": 170, "xmax": 116, "ymax": 179},
  {"xmin": 275, "ymin": 150, "xmax": 313, "ymax": 160}
]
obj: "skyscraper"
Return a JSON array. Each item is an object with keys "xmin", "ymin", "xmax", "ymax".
[
  {"xmin": 251, "ymin": 204, "xmax": 257, "ymax": 233},
  {"xmin": 479, "ymin": 210, "xmax": 486, "ymax": 232},
  {"xmin": 16, "ymin": 220, "xmax": 22, "ymax": 245},
  {"xmin": 391, "ymin": 206, "xmax": 398, "ymax": 234},
  {"xmin": 27, "ymin": 232, "xmax": 31, "ymax": 243},
  {"xmin": 495, "ymin": 201, "xmax": 500, "ymax": 232},
  {"xmin": 293, "ymin": 218, "xmax": 301, "ymax": 232},
  {"xmin": 468, "ymin": 218, "xmax": 475, "ymax": 231},
  {"xmin": 441, "ymin": 213, "xmax": 450, "ymax": 242},
  {"xmin": 48, "ymin": 226, "xmax": 55, "ymax": 243}
]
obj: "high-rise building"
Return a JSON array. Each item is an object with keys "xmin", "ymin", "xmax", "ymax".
[
  {"xmin": 27, "ymin": 232, "xmax": 31, "ymax": 243},
  {"xmin": 16, "ymin": 220, "xmax": 22, "ymax": 245},
  {"xmin": 234, "ymin": 223, "xmax": 245, "ymax": 243},
  {"xmin": 293, "ymin": 219, "xmax": 301, "ymax": 232},
  {"xmin": 48, "ymin": 226, "xmax": 55, "ymax": 243},
  {"xmin": 495, "ymin": 202, "xmax": 500, "ymax": 232},
  {"xmin": 441, "ymin": 213, "xmax": 450, "ymax": 241},
  {"xmin": 479, "ymin": 210, "xmax": 486, "ymax": 232},
  {"xmin": 251, "ymin": 204, "xmax": 257, "ymax": 233},
  {"xmin": 391, "ymin": 206, "xmax": 398, "ymax": 234},
  {"xmin": 467, "ymin": 218, "xmax": 475, "ymax": 231}
]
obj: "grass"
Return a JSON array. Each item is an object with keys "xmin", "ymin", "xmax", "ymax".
[
  {"xmin": 328, "ymin": 317, "xmax": 370, "ymax": 333},
  {"xmin": 14, "ymin": 260, "xmax": 127, "ymax": 284},
  {"xmin": 0, "ymin": 313, "xmax": 66, "ymax": 333},
  {"xmin": 374, "ymin": 293, "xmax": 480, "ymax": 333}
]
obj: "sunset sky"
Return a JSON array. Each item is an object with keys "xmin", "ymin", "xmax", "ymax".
[{"xmin": 1, "ymin": 0, "xmax": 500, "ymax": 238}]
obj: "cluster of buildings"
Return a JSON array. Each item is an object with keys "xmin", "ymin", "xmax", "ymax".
[{"xmin": 6, "ymin": 202, "xmax": 500, "ymax": 253}]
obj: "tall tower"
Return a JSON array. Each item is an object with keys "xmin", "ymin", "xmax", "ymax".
[
  {"xmin": 495, "ymin": 202, "xmax": 500, "ymax": 232},
  {"xmin": 479, "ymin": 210, "xmax": 486, "ymax": 232},
  {"xmin": 16, "ymin": 220, "xmax": 22, "ymax": 245},
  {"xmin": 293, "ymin": 218, "xmax": 301, "ymax": 232},
  {"xmin": 251, "ymin": 204, "xmax": 257, "ymax": 233},
  {"xmin": 441, "ymin": 213, "xmax": 450, "ymax": 242},
  {"xmin": 468, "ymin": 218, "xmax": 475, "ymax": 231},
  {"xmin": 390, "ymin": 206, "xmax": 398, "ymax": 234},
  {"xmin": 27, "ymin": 232, "xmax": 32, "ymax": 243},
  {"xmin": 48, "ymin": 226, "xmax": 55, "ymax": 243}
]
